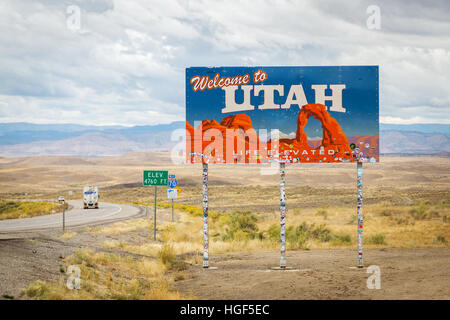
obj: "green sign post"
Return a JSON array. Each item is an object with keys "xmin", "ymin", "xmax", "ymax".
[
  {"xmin": 143, "ymin": 170, "xmax": 168, "ymax": 241},
  {"xmin": 143, "ymin": 170, "xmax": 168, "ymax": 186}
]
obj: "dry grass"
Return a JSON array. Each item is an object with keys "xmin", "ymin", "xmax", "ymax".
[
  {"xmin": 112, "ymin": 195, "xmax": 450, "ymax": 262},
  {"xmin": 91, "ymin": 218, "xmax": 154, "ymax": 235},
  {"xmin": 102, "ymin": 240, "xmax": 127, "ymax": 250},
  {"xmin": 169, "ymin": 200, "xmax": 449, "ymax": 252},
  {"xmin": 59, "ymin": 232, "xmax": 77, "ymax": 239},
  {"xmin": 0, "ymin": 200, "xmax": 66, "ymax": 220},
  {"xmin": 22, "ymin": 248, "xmax": 185, "ymax": 300}
]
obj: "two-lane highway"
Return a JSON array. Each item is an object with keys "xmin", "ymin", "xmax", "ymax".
[{"xmin": 0, "ymin": 201, "xmax": 143, "ymax": 233}]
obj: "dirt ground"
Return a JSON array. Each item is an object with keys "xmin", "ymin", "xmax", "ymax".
[
  {"xmin": 175, "ymin": 248, "xmax": 450, "ymax": 300},
  {"xmin": 0, "ymin": 234, "xmax": 81, "ymax": 298},
  {"xmin": 0, "ymin": 207, "xmax": 173, "ymax": 299},
  {"xmin": 1, "ymin": 228, "xmax": 449, "ymax": 300}
]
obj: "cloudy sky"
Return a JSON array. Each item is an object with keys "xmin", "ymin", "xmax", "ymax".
[{"xmin": 0, "ymin": 0, "xmax": 449, "ymax": 126}]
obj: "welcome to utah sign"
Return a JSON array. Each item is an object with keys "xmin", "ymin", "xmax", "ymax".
[{"xmin": 186, "ymin": 66, "xmax": 379, "ymax": 164}]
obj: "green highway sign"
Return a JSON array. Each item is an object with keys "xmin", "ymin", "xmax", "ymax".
[{"xmin": 143, "ymin": 170, "xmax": 168, "ymax": 186}]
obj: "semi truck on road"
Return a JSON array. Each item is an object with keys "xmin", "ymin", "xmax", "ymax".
[{"xmin": 83, "ymin": 186, "xmax": 99, "ymax": 209}]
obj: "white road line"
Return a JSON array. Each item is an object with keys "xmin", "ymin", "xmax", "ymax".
[{"xmin": 0, "ymin": 201, "xmax": 136, "ymax": 232}]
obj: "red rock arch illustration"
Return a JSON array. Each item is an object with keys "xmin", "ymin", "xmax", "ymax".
[
  {"xmin": 277, "ymin": 103, "xmax": 353, "ymax": 162},
  {"xmin": 296, "ymin": 103, "xmax": 350, "ymax": 150},
  {"xmin": 186, "ymin": 103, "xmax": 355, "ymax": 163}
]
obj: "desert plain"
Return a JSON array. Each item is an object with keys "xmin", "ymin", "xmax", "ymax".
[{"xmin": 0, "ymin": 153, "xmax": 448, "ymax": 299}]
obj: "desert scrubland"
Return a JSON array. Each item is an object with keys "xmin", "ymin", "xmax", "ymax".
[{"xmin": 0, "ymin": 153, "xmax": 448, "ymax": 299}]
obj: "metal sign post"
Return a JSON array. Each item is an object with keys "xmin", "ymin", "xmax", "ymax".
[
  {"xmin": 202, "ymin": 163, "xmax": 209, "ymax": 268},
  {"xmin": 168, "ymin": 174, "xmax": 177, "ymax": 222},
  {"xmin": 167, "ymin": 188, "xmax": 177, "ymax": 222},
  {"xmin": 142, "ymin": 170, "xmax": 169, "ymax": 241},
  {"xmin": 171, "ymin": 199, "xmax": 174, "ymax": 222},
  {"xmin": 58, "ymin": 196, "xmax": 65, "ymax": 232},
  {"xmin": 357, "ymin": 162, "xmax": 364, "ymax": 268},
  {"xmin": 63, "ymin": 200, "xmax": 65, "ymax": 232},
  {"xmin": 154, "ymin": 185, "xmax": 157, "ymax": 241},
  {"xmin": 280, "ymin": 162, "xmax": 287, "ymax": 268}
]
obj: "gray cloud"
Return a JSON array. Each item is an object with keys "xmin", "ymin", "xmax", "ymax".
[{"xmin": 0, "ymin": 0, "xmax": 448, "ymax": 125}]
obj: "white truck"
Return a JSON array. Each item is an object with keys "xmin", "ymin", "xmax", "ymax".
[{"xmin": 83, "ymin": 186, "xmax": 99, "ymax": 209}]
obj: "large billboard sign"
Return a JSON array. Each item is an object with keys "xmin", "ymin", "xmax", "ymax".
[{"xmin": 186, "ymin": 66, "xmax": 379, "ymax": 164}]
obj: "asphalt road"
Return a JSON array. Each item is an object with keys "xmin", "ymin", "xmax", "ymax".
[{"xmin": 0, "ymin": 201, "xmax": 143, "ymax": 233}]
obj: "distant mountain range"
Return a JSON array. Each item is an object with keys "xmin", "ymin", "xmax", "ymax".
[
  {"xmin": 0, "ymin": 121, "xmax": 448, "ymax": 157},
  {"xmin": 0, "ymin": 122, "xmax": 184, "ymax": 146},
  {"xmin": 380, "ymin": 123, "xmax": 450, "ymax": 135},
  {"xmin": 0, "ymin": 122, "xmax": 185, "ymax": 157}
]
